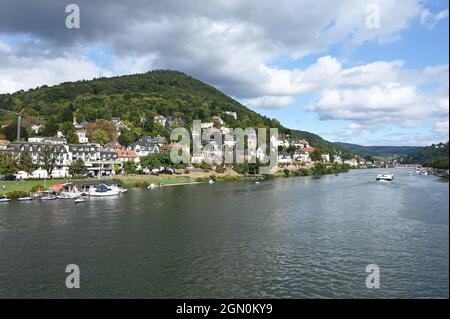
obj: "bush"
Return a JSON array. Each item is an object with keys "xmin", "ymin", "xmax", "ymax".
[
  {"xmin": 215, "ymin": 165, "xmax": 225, "ymax": 173},
  {"xmin": 31, "ymin": 184, "xmax": 45, "ymax": 192},
  {"xmin": 5, "ymin": 190, "xmax": 29, "ymax": 200},
  {"xmin": 283, "ymin": 169, "xmax": 290, "ymax": 177}
]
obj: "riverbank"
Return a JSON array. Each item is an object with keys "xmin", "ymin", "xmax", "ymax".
[{"xmin": 0, "ymin": 163, "xmax": 351, "ymax": 197}]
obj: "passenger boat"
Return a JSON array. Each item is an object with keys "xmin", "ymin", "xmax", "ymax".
[
  {"xmin": 376, "ymin": 173, "xmax": 394, "ymax": 182},
  {"xmin": 74, "ymin": 198, "xmax": 85, "ymax": 203}
]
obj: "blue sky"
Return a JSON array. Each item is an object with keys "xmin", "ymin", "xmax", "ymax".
[{"xmin": 0, "ymin": 0, "xmax": 448, "ymax": 146}]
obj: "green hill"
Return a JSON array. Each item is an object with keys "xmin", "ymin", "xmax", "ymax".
[
  {"xmin": 401, "ymin": 142, "xmax": 449, "ymax": 168},
  {"xmin": 335, "ymin": 142, "xmax": 422, "ymax": 160},
  {"xmin": 0, "ymin": 70, "xmax": 348, "ymax": 155}
]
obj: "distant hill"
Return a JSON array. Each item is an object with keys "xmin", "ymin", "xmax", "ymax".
[
  {"xmin": 335, "ymin": 142, "xmax": 422, "ymax": 160},
  {"xmin": 401, "ymin": 142, "xmax": 449, "ymax": 168},
  {"xmin": 0, "ymin": 70, "xmax": 350, "ymax": 156}
]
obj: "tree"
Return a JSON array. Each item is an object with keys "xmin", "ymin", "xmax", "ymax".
[
  {"xmin": 0, "ymin": 152, "xmax": 18, "ymax": 175},
  {"xmin": 140, "ymin": 152, "xmax": 172, "ymax": 169},
  {"xmin": 310, "ymin": 149, "xmax": 323, "ymax": 162},
  {"xmin": 92, "ymin": 129, "xmax": 109, "ymax": 145},
  {"xmin": 42, "ymin": 146, "xmax": 57, "ymax": 176},
  {"xmin": 85, "ymin": 119, "xmax": 116, "ymax": 142},
  {"xmin": 68, "ymin": 159, "xmax": 88, "ymax": 177},
  {"xmin": 59, "ymin": 122, "xmax": 79, "ymax": 144},
  {"xmin": 122, "ymin": 160, "xmax": 137, "ymax": 174},
  {"xmin": 118, "ymin": 129, "xmax": 136, "ymax": 147},
  {"xmin": 18, "ymin": 151, "xmax": 37, "ymax": 174}
]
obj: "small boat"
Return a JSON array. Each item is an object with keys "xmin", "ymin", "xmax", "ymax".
[
  {"xmin": 74, "ymin": 198, "xmax": 85, "ymax": 204},
  {"xmin": 18, "ymin": 197, "xmax": 33, "ymax": 201},
  {"xmin": 376, "ymin": 173, "xmax": 394, "ymax": 182},
  {"xmin": 407, "ymin": 172, "xmax": 413, "ymax": 176},
  {"xmin": 208, "ymin": 180, "xmax": 215, "ymax": 184},
  {"xmin": 0, "ymin": 196, "xmax": 11, "ymax": 203},
  {"xmin": 255, "ymin": 181, "xmax": 260, "ymax": 184},
  {"xmin": 148, "ymin": 183, "xmax": 158, "ymax": 189},
  {"xmin": 40, "ymin": 195, "xmax": 57, "ymax": 200}
]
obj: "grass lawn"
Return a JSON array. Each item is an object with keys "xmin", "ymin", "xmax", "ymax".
[{"xmin": 0, "ymin": 178, "xmax": 90, "ymax": 195}]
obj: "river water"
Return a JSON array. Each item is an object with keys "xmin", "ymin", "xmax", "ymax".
[{"xmin": 0, "ymin": 169, "xmax": 448, "ymax": 298}]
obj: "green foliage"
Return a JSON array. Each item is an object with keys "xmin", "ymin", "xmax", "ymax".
[
  {"xmin": 42, "ymin": 146, "xmax": 57, "ymax": 175},
  {"xmin": 68, "ymin": 159, "xmax": 88, "ymax": 177},
  {"xmin": 59, "ymin": 122, "xmax": 79, "ymax": 144},
  {"xmin": 18, "ymin": 151, "xmax": 37, "ymax": 174},
  {"xmin": 4, "ymin": 190, "xmax": 29, "ymax": 200},
  {"xmin": 122, "ymin": 160, "xmax": 137, "ymax": 174},
  {"xmin": 31, "ymin": 184, "xmax": 45, "ymax": 192},
  {"xmin": 140, "ymin": 152, "xmax": 172, "ymax": 169},
  {"xmin": 0, "ymin": 152, "xmax": 18, "ymax": 175},
  {"xmin": 336, "ymin": 142, "xmax": 422, "ymax": 161},
  {"xmin": 118, "ymin": 129, "xmax": 137, "ymax": 147},
  {"xmin": 425, "ymin": 156, "xmax": 449, "ymax": 169},
  {"xmin": 402, "ymin": 142, "xmax": 449, "ymax": 165},
  {"xmin": 92, "ymin": 129, "xmax": 109, "ymax": 145}
]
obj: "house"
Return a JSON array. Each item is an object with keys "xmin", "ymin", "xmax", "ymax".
[
  {"xmin": 303, "ymin": 146, "xmax": 316, "ymax": 154},
  {"xmin": 30, "ymin": 124, "xmax": 43, "ymax": 134},
  {"xmin": 0, "ymin": 140, "xmax": 9, "ymax": 150},
  {"xmin": 321, "ymin": 154, "xmax": 330, "ymax": 163},
  {"xmin": 76, "ymin": 129, "xmax": 88, "ymax": 143},
  {"xmin": 225, "ymin": 111, "xmax": 238, "ymax": 119},
  {"xmin": 128, "ymin": 136, "xmax": 164, "ymax": 157},
  {"xmin": 116, "ymin": 149, "xmax": 139, "ymax": 163},
  {"xmin": 104, "ymin": 142, "xmax": 124, "ymax": 151},
  {"xmin": 154, "ymin": 115, "xmax": 167, "ymax": 127},
  {"xmin": 277, "ymin": 152, "xmax": 293, "ymax": 164},
  {"xmin": 5, "ymin": 142, "xmax": 70, "ymax": 178},
  {"xmin": 28, "ymin": 136, "xmax": 67, "ymax": 145}
]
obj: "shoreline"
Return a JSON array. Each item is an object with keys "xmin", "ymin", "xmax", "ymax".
[{"xmin": 0, "ymin": 163, "xmax": 352, "ymax": 198}]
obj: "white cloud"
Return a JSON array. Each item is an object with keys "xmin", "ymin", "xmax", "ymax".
[
  {"xmin": 246, "ymin": 95, "xmax": 295, "ymax": 109},
  {"xmin": 420, "ymin": 8, "xmax": 449, "ymax": 29}
]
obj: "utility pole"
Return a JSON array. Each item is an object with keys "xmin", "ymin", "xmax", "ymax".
[{"xmin": 0, "ymin": 107, "xmax": 25, "ymax": 141}]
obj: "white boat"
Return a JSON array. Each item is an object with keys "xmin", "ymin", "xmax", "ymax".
[
  {"xmin": 255, "ymin": 181, "xmax": 260, "ymax": 184},
  {"xmin": 18, "ymin": 197, "xmax": 33, "ymax": 201},
  {"xmin": 376, "ymin": 173, "xmax": 394, "ymax": 182},
  {"xmin": 148, "ymin": 183, "xmax": 158, "ymax": 189},
  {"xmin": 40, "ymin": 195, "xmax": 57, "ymax": 200},
  {"xmin": 89, "ymin": 184, "xmax": 121, "ymax": 197},
  {"xmin": 74, "ymin": 198, "xmax": 85, "ymax": 203},
  {"xmin": 208, "ymin": 179, "xmax": 215, "ymax": 184},
  {"xmin": 57, "ymin": 192, "xmax": 80, "ymax": 199},
  {"xmin": 0, "ymin": 196, "xmax": 11, "ymax": 203}
]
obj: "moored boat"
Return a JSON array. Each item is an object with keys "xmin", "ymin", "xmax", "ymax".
[
  {"xmin": 17, "ymin": 197, "xmax": 33, "ymax": 201},
  {"xmin": 89, "ymin": 184, "xmax": 121, "ymax": 197},
  {"xmin": 0, "ymin": 196, "xmax": 11, "ymax": 203}
]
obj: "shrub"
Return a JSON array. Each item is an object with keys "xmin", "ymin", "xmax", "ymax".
[
  {"xmin": 5, "ymin": 190, "xmax": 29, "ymax": 200},
  {"xmin": 31, "ymin": 184, "xmax": 45, "ymax": 192}
]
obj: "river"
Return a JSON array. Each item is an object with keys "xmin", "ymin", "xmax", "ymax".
[{"xmin": 0, "ymin": 169, "xmax": 448, "ymax": 298}]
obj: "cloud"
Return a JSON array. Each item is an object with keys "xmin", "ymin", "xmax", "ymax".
[
  {"xmin": 246, "ymin": 96, "xmax": 295, "ymax": 109},
  {"xmin": 0, "ymin": 0, "xmax": 423, "ymax": 97},
  {"xmin": 0, "ymin": 41, "xmax": 111, "ymax": 93},
  {"xmin": 420, "ymin": 8, "xmax": 449, "ymax": 30}
]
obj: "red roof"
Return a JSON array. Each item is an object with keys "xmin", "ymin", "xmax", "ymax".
[
  {"xmin": 116, "ymin": 149, "xmax": 137, "ymax": 158},
  {"xmin": 49, "ymin": 184, "xmax": 64, "ymax": 190},
  {"xmin": 303, "ymin": 147, "xmax": 316, "ymax": 154}
]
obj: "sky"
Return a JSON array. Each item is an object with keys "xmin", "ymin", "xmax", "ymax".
[{"xmin": 0, "ymin": 0, "xmax": 448, "ymax": 146}]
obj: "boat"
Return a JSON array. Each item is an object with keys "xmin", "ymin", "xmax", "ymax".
[
  {"xmin": 89, "ymin": 184, "xmax": 121, "ymax": 197},
  {"xmin": 0, "ymin": 196, "xmax": 11, "ymax": 203},
  {"xmin": 208, "ymin": 179, "xmax": 215, "ymax": 184},
  {"xmin": 407, "ymin": 172, "xmax": 413, "ymax": 176},
  {"xmin": 376, "ymin": 173, "xmax": 394, "ymax": 182},
  {"xmin": 57, "ymin": 192, "xmax": 80, "ymax": 199},
  {"xmin": 255, "ymin": 181, "xmax": 260, "ymax": 184},
  {"xmin": 17, "ymin": 196, "xmax": 33, "ymax": 201},
  {"xmin": 39, "ymin": 195, "xmax": 57, "ymax": 200},
  {"xmin": 148, "ymin": 183, "xmax": 158, "ymax": 189},
  {"xmin": 74, "ymin": 198, "xmax": 85, "ymax": 203}
]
